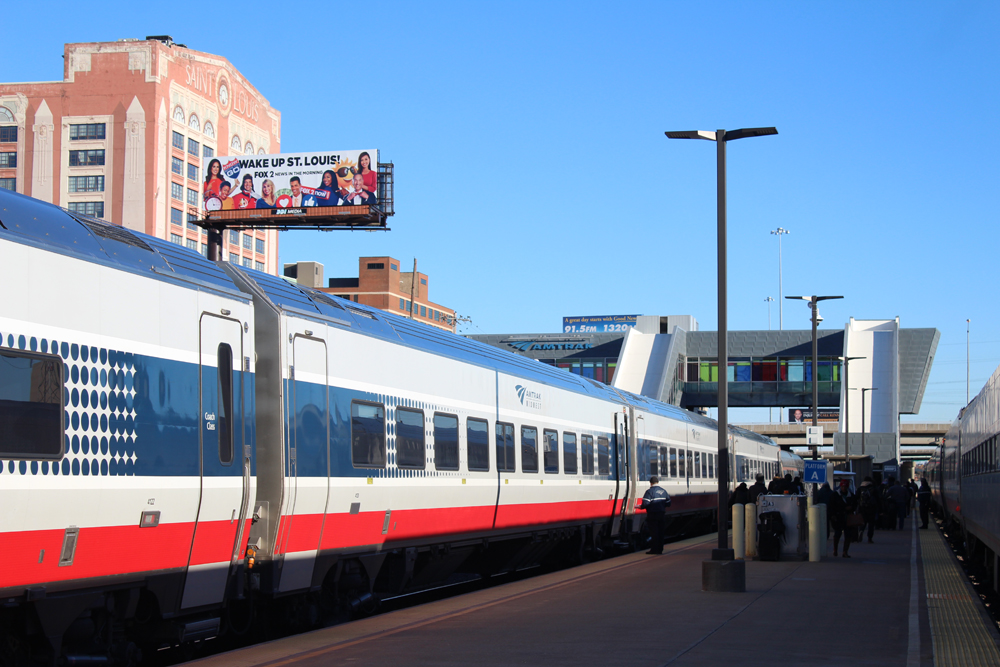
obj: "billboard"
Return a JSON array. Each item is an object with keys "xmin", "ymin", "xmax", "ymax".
[
  {"xmin": 563, "ymin": 315, "xmax": 639, "ymax": 333},
  {"xmin": 789, "ymin": 408, "xmax": 840, "ymax": 423},
  {"xmin": 202, "ymin": 149, "xmax": 380, "ymax": 216}
]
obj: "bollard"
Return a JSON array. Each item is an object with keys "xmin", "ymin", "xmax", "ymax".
[
  {"xmin": 808, "ymin": 505, "xmax": 822, "ymax": 562},
  {"xmin": 732, "ymin": 504, "xmax": 745, "ymax": 560},
  {"xmin": 745, "ymin": 503, "xmax": 757, "ymax": 559}
]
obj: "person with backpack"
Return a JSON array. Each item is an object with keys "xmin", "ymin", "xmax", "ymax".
[
  {"xmin": 857, "ymin": 476, "xmax": 879, "ymax": 544},
  {"xmin": 748, "ymin": 474, "xmax": 768, "ymax": 503}
]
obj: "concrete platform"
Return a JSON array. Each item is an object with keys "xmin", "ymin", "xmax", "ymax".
[{"xmin": 191, "ymin": 520, "xmax": 1000, "ymax": 667}]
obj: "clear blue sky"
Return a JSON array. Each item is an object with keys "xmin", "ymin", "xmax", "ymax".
[{"xmin": 4, "ymin": 1, "xmax": 998, "ymax": 423}]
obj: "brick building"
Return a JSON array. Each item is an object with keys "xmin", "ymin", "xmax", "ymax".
[
  {"xmin": 0, "ymin": 37, "xmax": 281, "ymax": 274},
  {"xmin": 285, "ymin": 258, "xmax": 456, "ymax": 332}
]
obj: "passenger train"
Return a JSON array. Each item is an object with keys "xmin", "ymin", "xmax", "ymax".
[
  {"xmin": 924, "ymin": 362, "xmax": 1000, "ymax": 587},
  {"xmin": 0, "ymin": 188, "xmax": 787, "ymax": 664}
]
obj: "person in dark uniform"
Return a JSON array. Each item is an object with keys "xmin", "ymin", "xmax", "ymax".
[
  {"xmin": 917, "ymin": 478, "xmax": 932, "ymax": 529},
  {"xmin": 640, "ymin": 476, "xmax": 671, "ymax": 554},
  {"xmin": 748, "ymin": 474, "xmax": 767, "ymax": 503}
]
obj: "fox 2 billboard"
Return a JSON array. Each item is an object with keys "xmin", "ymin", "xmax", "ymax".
[{"xmin": 202, "ymin": 149, "xmax": 379, "ymax": 212}]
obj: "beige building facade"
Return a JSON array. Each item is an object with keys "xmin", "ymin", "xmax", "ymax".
[{"xmin": 0, "ymin": 37, "xmax": 281, "ymax": 273}]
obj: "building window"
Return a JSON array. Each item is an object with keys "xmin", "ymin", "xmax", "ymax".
[
  {"xmin": 202, "ymin": 244, "xmax": 208, "ymax": 256},
  {"xmin": 258, "ymin": 147, "xmax": 265, "ymax": 155},
  {"xmin": 171, "ymin": 182, "xmax": 183, "ymax": 201},
  {"xmin": 244, "ymin": 142, "xmax": 254, "ymax": 155},
  {"xmin": 68, "ymin": 175, "xmax": 104, "ymax": 192},
  {"xmin": 0, "ymin": 178, "xmax": 14, "ymax": 191},
  {"xmin": 0, "ymin": 106, "xmax": 15, "ymax": 123},
  {"xmin": 170, "ymin": 233, "xmax": 183, "ymax": 245},
  {"xmin": 171, "ymin": 156, "xmax": 183, "ymax": 175},
  {"xmin": 69, "ymin": 123, "xmax": 106, "ymax": 141},
  {"xmin": 68, "ymin": 149, "xmax": 104, "ymax": 166},
  {"xmin": 255, "ymin": 261, "xmax": 264, "ymax": 271},
  {"xmin": 231, "ymin": 135, "xmax": 241, "ymax": 152},
  {"xmin": 0, "ymin": 152, "xmax": 17, "ymax": 168},
  {"xmin": 203, "ymin": 122, "xmax": 215, "ymax": 140},
  {"xmin": 243, "ymin": 234, "xmax": 252, "ymax": 250},
  {"xmin": 170, "ymin": 208, "xmax": 183, "ymax": 226},
  {"xmin": 186, "ymin": 238, "xmax": 198, "ymax": 251},
  {"xmin": 187, "ymin": 138, "xmax": 199, "ymax": 157},
  {"xmin": 366, "ymin": 262, "xmax": 385, "ymax": 270},
  {"xmin": 390, "ymin": 263, "xmax": 398, "ymax": 271},
  {"xmin": 255, "ymin": 238, "xmax": 265, "ymax": 254},
  {"xmin": 187, "ymin": 163, "xmax": 198, "ymax": 181},
  {"xmin": 395, "ymin": 408, "xmax": 425, "ymax": 469},
  {"xmin": 187, "ymin": 211, "xmax": 199, "ymax": 225},
  {"xmin": 242, "ymin": 257, "xmax": 252, "ymax": 268},
  {"xmin": 67, "ymin": 201, "xmax": 104, "ymax": 218},
  {"xmin": 229, "ymin": 230, "xmax": 240, "ymax": 245},
  {"xmin": 203, "ymin": 144, "xmax": 214, "ymax": 158},
  {"xmin": 0, "ymin": 126, "xmax": 18, "ymax": 142},
  {"xmin": 186, "ymin": 188, "xmax": 198, "ymax": 206},
  {"xmin": 172, "ymin": 131, "xmax": 184, "ymax": 150},
  {"xmin": 420, "ymin": 305, "xmax": 427, "ymax": 317},
  {"xmin": 173, "ymin": 106, "xmax": 185, "ymax": 122},
  {"xmin": 188, "ymin": 114, "xmax": 200, "ymax": 132},
  {"xmin": 399, "ymin": 298, "xmax": 405, "ymax": 310},
  {"xmin": 420, "ymin": 278, "xmax": 427, "ymax": 285},
  {"xmin": 229, "ymin": 254, "xmax": 240, "ymax": 264}
]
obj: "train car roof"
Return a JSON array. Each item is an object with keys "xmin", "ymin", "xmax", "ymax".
[{"xmin": 0, "ymin": 188, "xmax": 242, "ymax": 297}]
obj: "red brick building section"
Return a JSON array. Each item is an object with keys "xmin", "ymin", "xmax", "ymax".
[{"xmin": 286, "ymin": 257, "xmax": 456, "ymax": 332}]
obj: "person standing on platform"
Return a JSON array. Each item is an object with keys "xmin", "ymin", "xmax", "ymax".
[
  {"xmin": 881, "ymin": 479, "xmax": 897, "ymax": 530},
  {"xmin": 857, "ymin": 476, "xmax": 879, "ymax": 544},
  {"xmin": 748, "ymin": 474, "xmax": 767, "ymax": 503},
  {"xmin": 908, "ymin": 479, "xmax": 919, "ymax": 514},
  {"xmin": 767, "ymin": 475, "xmax": 784, "ymax": 494},
  {"xmin": 729, "ymin": 482, "xmax": 748, "ymax": 508},
  {"xmin": 917, "ymin": 479, "xmax": 932, "ymax": 529},
  {"xmin": 640, "ymin": 476, "xmax": 671, "ymax": 554},
  {"xmin": 829, "ymin": 479, "xmax": 858, "ymax": 558},
  {"xmin": 888, "ymin": 479, "xmax": 910, "ymax": 530},
  {"xmin": 816, "ymin": 482, "xmax": 833, "ymax": 538}
]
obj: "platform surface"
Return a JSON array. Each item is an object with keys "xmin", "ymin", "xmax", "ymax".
[{"xmin": 191, "ymin": 520, "xmax": 1000, "ymax": 667}]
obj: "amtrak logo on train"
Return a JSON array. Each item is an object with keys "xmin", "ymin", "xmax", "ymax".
[{"xmin": 515, "ymin": 384, "xmax": 542, "ymax": 410}]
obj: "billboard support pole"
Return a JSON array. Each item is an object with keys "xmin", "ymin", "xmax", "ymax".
[{"xmin": 207, "ymin": 226, "xmax": 223, "ymax": 262}]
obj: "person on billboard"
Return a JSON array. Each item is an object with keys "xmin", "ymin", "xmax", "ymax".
[
  {"xmin": 203, "ymin": 159, "xmax": 223, "ymax": 200},
  {"xmin": 340, "ymin": 172, "xmax": 378, "ymax": 206},
  {"xmin": 315, "ymin": 170, "xmax": 338, "ymax": 207},
  {"xmin": 358, "ymin": 152, "xmax": 377, "ymax": 195},
  {"xmin": 256, "ymin": 179, "xmax": 277, "ymax": 208},
  {"xmin": 288, "ymin": 176, "xmax": 317, "ymax": 207},
  {"xmin": 231, "ymin": 174, "xmax": 257, "ymax": 210},
  {"xmin": 792, "ymin": 409, "xmax": 805, "ymax": 423},
  {"xmin": 219, "ymin": 181, "xmax": 234, "ymax": 210}
]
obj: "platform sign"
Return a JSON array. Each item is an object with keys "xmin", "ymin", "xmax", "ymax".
[
  {"xmin": 806, "ymin": 426, "xmax": 823, "ymax": 445},
  {"xmin": 803, "ymin": 460, "xmax": 827, "ymax": 485}
]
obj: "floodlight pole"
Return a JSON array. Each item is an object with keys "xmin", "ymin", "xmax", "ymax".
[{"xmin": 665, "ymin": 127, "xmax": 777, "ymax": 569}]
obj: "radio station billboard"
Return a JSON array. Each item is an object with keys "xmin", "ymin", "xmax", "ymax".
[
  {"xmin": 202, "ymin": 149, "xmax": 379, "ymax": 213},
  {"xmin": 563, "ymin": 315, "xmax": 640, "ymax": 333}
]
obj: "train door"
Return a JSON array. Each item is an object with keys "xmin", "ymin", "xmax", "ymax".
[
  {"xmin": 182, "ymin": 313, "xmax": 247, "ymax": 609},
  {"xmin": 276, "ymin": 335, "xmax": 329, "ymax": 593}
]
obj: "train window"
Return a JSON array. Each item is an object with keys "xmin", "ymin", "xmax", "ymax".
[
  {"xmin": 351, "ymin": 401, "xmax": 386, "ymax": 468},
  {"xmin": 467, "ymin": 418, "xmax": 490, "ymax": 471},
  {"xmin": 496, "ymin": 422, "xmax": 515, "ymax": 473},
  {"xmin": 521, "ymin": 426, "xmax": 538, "ymax": 473},
  {"xmin": 581, "ymin": 435, "xmax": 594, "ymax": 475},
  {"xmin": 563, "ymin": 433, "xmax": 578, "ymax": 474},
  {"xmin": 543, "ymin": 429, "xmax": 559, "ymax": 474},
  {"xmin": 598, "ymin": 437, "xmax": 610, "ymax": 475},
  {"xmin": 702, "ymin": 452, "xmax": 709, "ymax": 478},
  {"xmin": 693, "ymin": 452, "xmax": 701, "ymax": 478},
  {"xmin": 0, "ymin": 349, "xmax": 63, "ymax": 459},
  {"xmin": 395, "ymin": 408, "xmax": 425, "ymax": 469},
  {"xmin": 217, "ymin": 343, "xmax": 235, "ymax": 465},
  {"xmin": 649, "ymin": 445, "xmax": 658, "ymax": 477},
  {"xmin": 678, "ymin": 449, "xmax": 686, "ymax": 478},
  {"xmin": 434, "ymin": 413, "xmax": 459, "ymax": 471},
  {"xmin": 669, "ymin": 447, "xmax": 677, "ymax": 478},
  {"xmin": 708, "ymin": 453, "xmax": 715, "ymax": 478}
]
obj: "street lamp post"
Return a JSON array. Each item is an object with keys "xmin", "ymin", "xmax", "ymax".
[
  {"xmin": 770, "ymin": 228, "xmax": 790, "ymax": 329},
  {"xmin": 786, "ymin": 295, "xmax": 843, "ymax": 457},
  {"xmin": 838, "ymin": 356, "xmax": 865, "ymax": 470},
  {"xmin": 666, "ymin": 126, "xmax": 777, "ymax": 588}
]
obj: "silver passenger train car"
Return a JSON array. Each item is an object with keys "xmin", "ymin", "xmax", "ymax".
[{"xmin": 0, "ymin": 188, "xmax": 785, "ymax": 664}]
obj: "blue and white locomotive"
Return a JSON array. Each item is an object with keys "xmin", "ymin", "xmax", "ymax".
[{"xmin": 0, "ymin": 187, "xmax": 784, "ymax": 664}]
